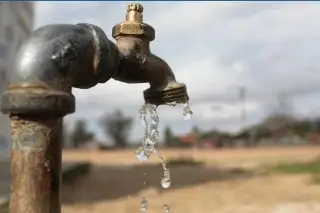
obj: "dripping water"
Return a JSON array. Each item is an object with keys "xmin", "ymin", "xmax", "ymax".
[
  {"xmin": 140, "ymin": 197, "xmax": 148, "ymax": 213},
  {"xmin": 136, "ymin": 101, "xmax": 193, "ymax": 212},
  {"xmin": 162, "ymin": 204, "xmax": 170, "ymax": 213},
  {"xmin": 182, "ymin": 102, "xmax": 193, "ymax": 120}
]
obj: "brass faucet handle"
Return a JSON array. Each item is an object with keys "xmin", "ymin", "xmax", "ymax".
[
  {"xmin": 126, "ymin": 3, "xmax": 144, "ymax": 23},
  {"xmin": 112, "ymin": 3, "xmax": 155, "ymax": 41},
  {"xmin": 127, "ymin": 3, "xmax": 143, "ymax": 13}
]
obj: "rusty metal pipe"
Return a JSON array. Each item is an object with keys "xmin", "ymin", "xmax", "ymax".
[
  {"xmin": 0, "ymin": 3, "xmax": 190, "ymax": 213},
  {"xmin": 10, "ymin": 115, "xmax": 62, "ymax": 213},
  {"xmin": 2, "ymin": 23, "xmax": 120, "ymax": 116},
  {"xmin": 1, "ymin": 23, "xmax": 120, "ymax": 213}
]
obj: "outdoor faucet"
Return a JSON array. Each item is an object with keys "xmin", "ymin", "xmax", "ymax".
[
  {"xmin": 0, "ymin": 3, "xmax": 189, "ymax": 213},
  {"xmin": 112, "ymin": 3, "xmax": 189, "ymax": 105}
]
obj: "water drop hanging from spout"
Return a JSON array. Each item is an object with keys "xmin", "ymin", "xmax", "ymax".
[{"xmin": 183, "ymin": 102, "xmax": 193, "ymax": 120}]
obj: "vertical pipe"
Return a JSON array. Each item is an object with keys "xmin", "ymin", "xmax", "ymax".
[{"xmin": 10, "ymin": 115, "xmax": 63, "ymax": 213}]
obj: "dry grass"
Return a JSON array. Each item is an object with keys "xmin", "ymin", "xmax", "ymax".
[
  {"xmin": 62, "ymin": 146, "xmax": 320, "ymax": 168},
  {"xmin": 62, "ymin": 146, "xmax": 320, "ymax": 213}
]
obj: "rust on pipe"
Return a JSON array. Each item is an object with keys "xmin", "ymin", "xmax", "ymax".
[
  {"xmin": 10, "ymin": 115, "xmax": 62, "ymax": 213},
  {"xmin": 0, "ymin": 3, "xmax": 190, "ymax": 213},
  {"xmin": 1, "ymin": 21, "xmax": 117, "ymax": 213},
  {"xmin": 112, "ymin": 3, "xmax": 189, "ymax": 106}
]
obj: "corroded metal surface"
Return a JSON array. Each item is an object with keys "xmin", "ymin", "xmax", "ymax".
[
  {"xmin": 0, "ymin": 3, "xmax": 190, "ymax": 213},
  {"xmin": 1, "ymin": 85, "xmax": 75, "ymax": 116},
  {"xmin": 10, "ymin": 115, "xmax": 62, "ymax": 213},
  {"xmin": 144, "ymin": 83, "xmax": 189, "ymax": 106},
  {"xmin": 1, "ymin": 23, "xmax": 120, "ymax": 116},
  {"xmin": 112, "ymin": 3, "xmax": 189, "ymax": 105}
]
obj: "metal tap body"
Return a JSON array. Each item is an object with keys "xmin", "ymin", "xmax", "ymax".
[{"xmin": 0, "ymin": 4, "xmax": 189, "ymax": 213}]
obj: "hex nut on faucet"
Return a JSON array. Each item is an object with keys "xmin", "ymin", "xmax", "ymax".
[{"xmin": 112, "ymin": 3, "xmax": 155, "ymax": 41}]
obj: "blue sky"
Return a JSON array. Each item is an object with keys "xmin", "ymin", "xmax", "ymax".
[{"xmin": 34, "ymin": 2, "xmax": 320, "ymax": 142}]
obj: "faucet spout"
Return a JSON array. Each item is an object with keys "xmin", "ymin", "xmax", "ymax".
[{"xmin": 112, "ymin": 3, "xmax": 189, "ymax": 106}]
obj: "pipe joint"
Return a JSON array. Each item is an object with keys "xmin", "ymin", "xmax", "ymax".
[{"xmin": 1, "ymin": 23, "xmax": 119, "ymax": 116}]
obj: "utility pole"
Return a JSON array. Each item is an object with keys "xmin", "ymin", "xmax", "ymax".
[
  {"xmin": 239, "ymin": 86, "xmax": 246, "ymax": 131},
  {"xmin": 234, "ymin": 61, "xmax": 248, "ymax": 146},
  {"xmin": 275, "ymin": 90, "xmax": 294, "ymax": 144},
  {"xmin": 239, "ymin": 86, "xmax": 249, "ymax": 147},
  {"xmin": 276, "ymin": 91, "xmax": 291, "ymax": 116}
]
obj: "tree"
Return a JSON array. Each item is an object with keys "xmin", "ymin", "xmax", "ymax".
[
  {"xmin": 164, "ymin": 126, "xmax": 174, "ymax": 147},
  {"xmin": 100, "ymin": 109, "xmax": 133, "ymax": 148},
  {"xmin": 70, "ymin": 120, "xmax": 95, "ymax": 148},
  {"xmin": 262, "ymin": 114, "xmax": 295, "ymax": 136}
]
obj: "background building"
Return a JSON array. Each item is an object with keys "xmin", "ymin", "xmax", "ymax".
[{"xmin": 0, "ymin": 2, "xmax": 34, "ymax": 150}]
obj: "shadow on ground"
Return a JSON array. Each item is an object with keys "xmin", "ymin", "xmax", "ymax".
[{"xmin": 62, "ymin": 163, "xmax": 257, "ymax": 204}]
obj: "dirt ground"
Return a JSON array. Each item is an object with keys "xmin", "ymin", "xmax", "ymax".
[{"xmin": 61, "ymin": 146, "xmax": 320, "ymax": 213}]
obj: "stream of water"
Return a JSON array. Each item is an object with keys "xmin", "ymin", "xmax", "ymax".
[{"xmin": 136, "ymin": 102, "xmax": 193, "ymax": 212}]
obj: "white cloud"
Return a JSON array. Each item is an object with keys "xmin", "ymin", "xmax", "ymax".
[{"xmin": 34, "ymin": 2, "xmax": 320, "ymax": 141}]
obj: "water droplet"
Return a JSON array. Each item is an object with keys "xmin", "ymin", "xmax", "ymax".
[
  {"xmin": 150, "ymin": 124, "xmax": 159, "ymax": 136},
  {"xmin": 140, "ymin": 105, "xmax": 148, "ymax": 129},
  {"xmin": 162, "ymin": 204, "xmax": 170, "ymax": 213},
  {"xmin": 161, "ymin": 177, "xmax": 171, "ymax": 188},
  {"xmin": 167, "ymin": 101, "xmax": 177, "ymax": 106},
  {"xmin": 164, "ymin": 169, "xmax": 170, "ymax": 178},
  {"xmin": 140, "ymin": 104, "xmax": 147, "ymax": 114},
  {"xmin": 140, "ymin": 197, "xmax": 148, "ymax": 213},
  {"xmin": 136, "ymin": 147, "xmax": 149, "ymax": 162},
  {"xmin": 144, "ymin": 137, "xmax": 155, "ymax": 146},
  {"xmin": 183, "ymin": 103, "xmax": 193, "ymax": 120}
]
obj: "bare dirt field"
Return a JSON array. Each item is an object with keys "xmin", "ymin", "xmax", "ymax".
[{"xmin": 62, "ymin": 146, "xmax": 320, "ymax": 213}]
